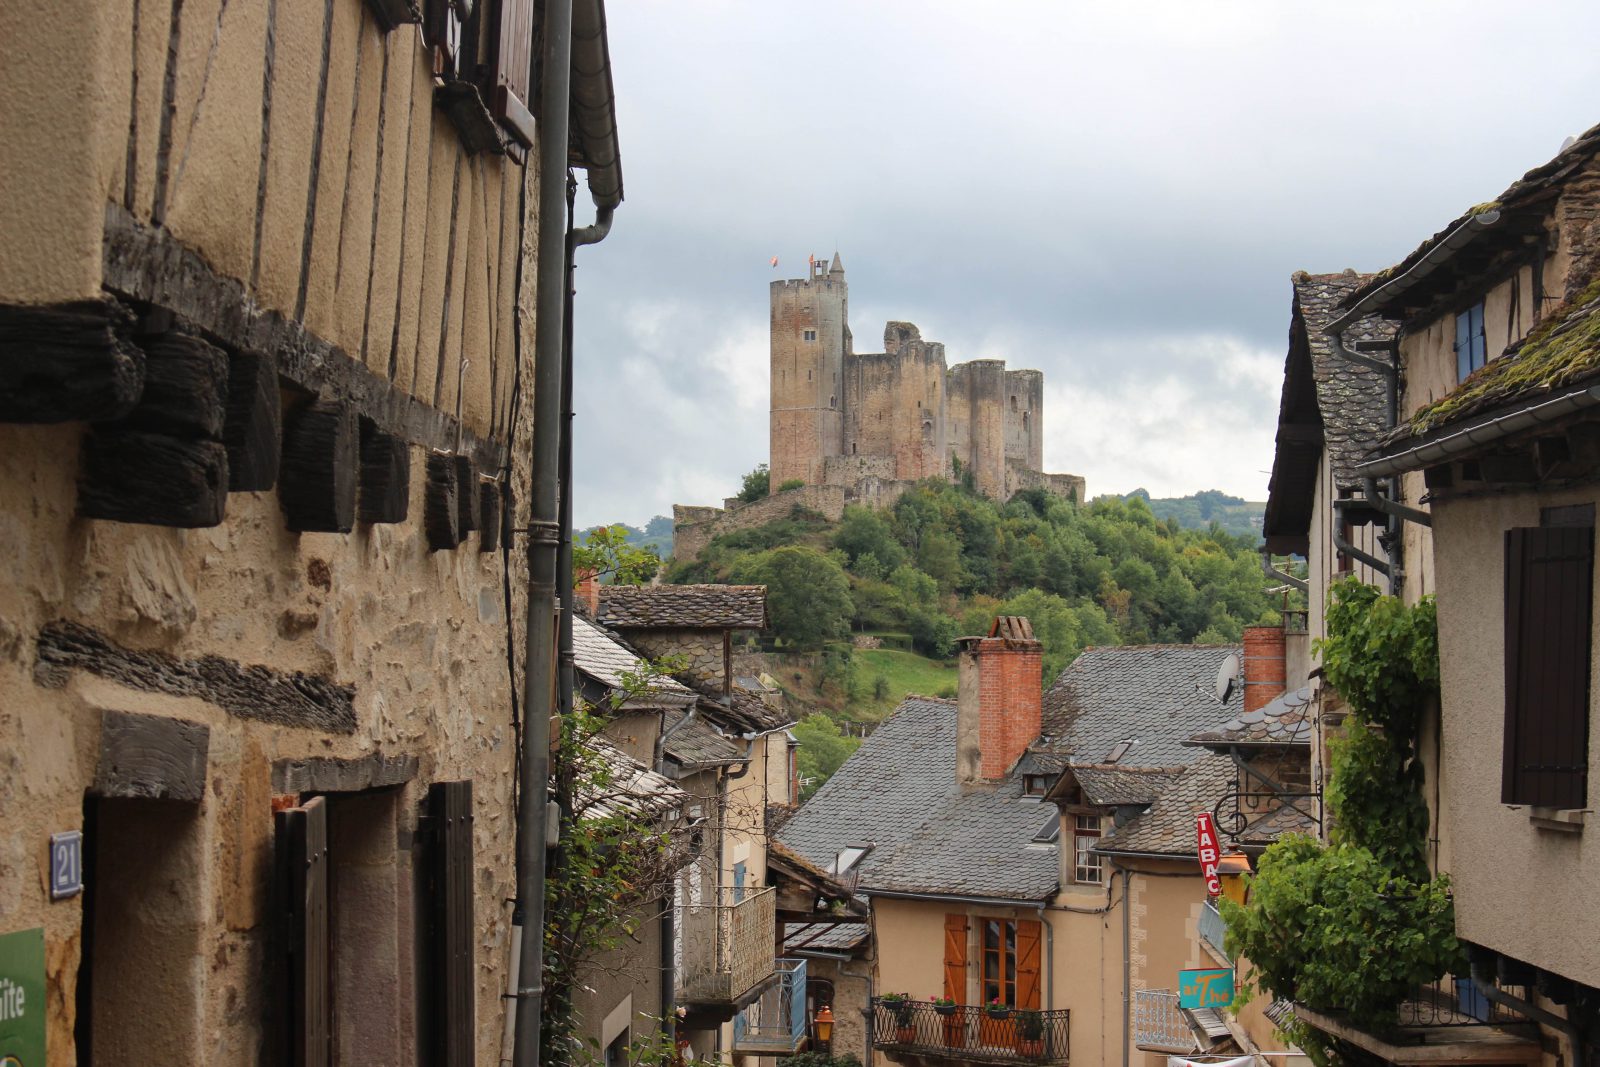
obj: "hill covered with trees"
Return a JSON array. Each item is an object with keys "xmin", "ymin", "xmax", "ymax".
[
  {"xmin": 1123, "ymin": 488, "xmax": 1265, "ymax": 538},
  {"xmin": 667, "ymin": 479, "xmax": 1279, "ymax": 711}
]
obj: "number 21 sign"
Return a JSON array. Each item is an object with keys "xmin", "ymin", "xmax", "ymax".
[{"xmin": 49, "ymin": 831, "xmax": 82, "ymax": 900}]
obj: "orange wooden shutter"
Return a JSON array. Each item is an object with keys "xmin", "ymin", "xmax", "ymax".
[
  {"xmin": 1016, "ymin": 919, "xmax": 1042, "ymax": 1010},
  {"xmin": 943, "ymin": 913, "xmax": 969, "ymax": 1004}
]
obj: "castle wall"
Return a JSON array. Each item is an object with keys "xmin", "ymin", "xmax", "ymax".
[
  {"xmin": 672, "ymin": 484, "xmax": 848, "ymax": 561},
  {"xmin": 947, "ymin": 359, "xmax": 1010, "ymax": 499},
  {"xmin": 1004, "ymin": 369, "xmax": 1044, "ymax": 471},
  {"xmin": 1007, "ymin": 464, "xmax": 1087, "ymax": 504},
  {"xmin": 770, "ymin": 266, "xmax": 848, "ymax": 487}
]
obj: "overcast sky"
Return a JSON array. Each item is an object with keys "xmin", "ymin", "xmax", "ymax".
[{"xmin": 570, "ymin": 1, "xmax": 1600, "ymax": 529}]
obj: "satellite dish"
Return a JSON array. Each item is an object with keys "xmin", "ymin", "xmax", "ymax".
[
  {"xmin": 1559, "ymin": 134, "xmax": 1579, "ymax": 153},
  {"xmin": 1214, "ymin": 654, "xmax": 1240, "ymax": 703}
]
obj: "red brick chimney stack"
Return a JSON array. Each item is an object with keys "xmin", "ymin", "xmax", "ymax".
[
  {"xmin": 575, "ymin": 569, "xmax": 601, "ymax": 617},
  {"xmin": 956, "ymin": 616, "xmax": 1044, "ymax": 784},
  {"xmin": 1241, "ymin": 624, "xmax": 1287, "ymax": 714}
]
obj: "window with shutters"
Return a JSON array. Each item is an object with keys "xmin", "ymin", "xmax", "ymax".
[
  {"xmin": 982, "ymin": 919, "xmax": 1018, "ymax": 1007},
  {"xmin": 1074, "ymin": 815, "xmax": 1103, "ymax": 884},
  {"xmin": 943, "ymin": 914, "xmax": 1042, "ymax": 1010},
  {"xmin": 1455, "ymin": 302, "xmax": 1488, "ymax": 382},
  {"xmin": 1503, "ymin": 522, "xmax": 1593, "ymax": 809},
  {"xmin": 427, "ymin": 780, "xmax": 477, "ymax": 1067}
]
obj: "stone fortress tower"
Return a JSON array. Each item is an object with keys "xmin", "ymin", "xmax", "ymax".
[
  {"xmin": 770, "ymin": 254, "xmax": 1067, "ymax": 502},
  {"xmin": 673, "ymin": 253, "xmax": 1084, "ymax": 561}
]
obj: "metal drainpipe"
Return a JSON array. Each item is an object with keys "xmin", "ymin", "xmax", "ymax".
[
  {"xmin": 512, "ymin": 0, "xmax": 573, "ymax": 1059},
  {"xmin": 1477, "ymin": 982, "xmax": 1586, "ymax": 1067},
  {"xmin": 1119, "ymin": 863, "xmax": 1131, "ymax": 1067},
  {"xmin": 1259, "ymin": 548, "xmax": 1309, "ymax": 594},
  {"xmin": 1035, "ymin": 905, "xmax": 1054, "ymax": 1015}
]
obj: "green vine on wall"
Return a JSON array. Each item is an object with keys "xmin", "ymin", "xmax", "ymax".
[{"xmin": 1223, "ymin": 577, "xmax": 1461, "ymax": 1032}]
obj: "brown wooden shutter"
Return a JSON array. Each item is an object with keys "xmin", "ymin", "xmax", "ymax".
[
  {"xmin": 1504, "ymin": 525, "xmax": 1593, "ymax": 808},
  {"xmin": 1015, "ymin": 919, "xmax": 1042, "ymax": 1010},
  {"xmin": 488, "ymin": 0, "xmax": 536, "ymax": 147},
  {"xmin": 943, "ymin": 913, "xmax": 969, "ymax": 1004},
  {"xmin": 430, "ymin": 781, "xmax": 477, "ymax": 1067},
  {"xmin": 277, "ymin": 795, "xmax": 330, "ymax": 1067}
]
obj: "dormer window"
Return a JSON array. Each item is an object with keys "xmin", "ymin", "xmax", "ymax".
[
  {"xmin": 830, "ymin": 844, "xmax": 872, "ymax": 876},
  {"xmin": 1074, "ymin": 815, "xmax": 1103, "ymax": 883},
  {"xmin": 1455, "ymin": 302, "xmax": 1487, "ymax": 382},
  {"xmin": 1023, "ymin": 774, "xmax": 1052, "ymax": 796}
]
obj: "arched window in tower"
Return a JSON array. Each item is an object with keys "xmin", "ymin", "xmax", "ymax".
[
  {"xmin": 830, "ymin": 395, "xmax": 836, "ymax": 408},
  {"xmin": 852, "ymin": 442, "xmax": 857, "ymax": 455},
  {"xmin": 1023, "ymin": 412, "xmax": 1030, "ymax": 432},
  {"xmin": 1011, "ymin": 395, "xmax": 1018, "ymax": 411},
  {"xmin": 807, "ymin": 370, "xmax": 812, "ymax": 381}
]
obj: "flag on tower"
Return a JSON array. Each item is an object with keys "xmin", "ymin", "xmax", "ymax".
[{"xmin": 770, "ymin": 256, "xmax": 778, "ymax": 268}]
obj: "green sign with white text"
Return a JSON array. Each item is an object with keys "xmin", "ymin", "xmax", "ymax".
[{"xmin": 0, "ymin": 928, "xmax": 46, "ymax": 1066}]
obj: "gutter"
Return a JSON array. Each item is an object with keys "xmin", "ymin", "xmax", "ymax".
[
  {"xmin": 1330, "ymin": 480, "xmax": 1433, "ymax": 528},
  {"xmin": 863, "ymin": 888, "xmax": 1052, "ymax": 909},
  {"xmin": 1327, "ymin": 210, "xmax": 1503, "ymax": 326},
  {"xmin": 1259, "ymin": 549, "xmax": 1309, "ymax": 594},
  {"xmin": 1354, "ymin": 380, "xmax": 1600, "ymax": 480}
]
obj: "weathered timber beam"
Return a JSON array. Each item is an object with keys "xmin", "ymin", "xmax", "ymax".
[
  {"xmin": 123, "ymin": 326, "xmax": 230, "ymax": 438},
  {"xmin": 225, "ymin": 348, "xmax": 282, "ymax": 491},
  {"xmin": 358, "ymin": 422, "xmax": 411, "ymax": 524},
  {"xmin": 478, "ymin": 477, "xmax": 501, "ymax": 552},
  {"xmin": 454, "ymin": 453, "xmax": 480, "ymax": 536},
  {"xmin": 78, "ymin": 429, "xmax": 229, "ymax": 527},
  {"xmin": 0, "ymin": 298, "xmax": 144, "ymax": 422},
  {"xmin": 101, "ymin": 204, "xmax": 507, "ymax": 474},
  {"xmin": 436, "ymin": 82, "xmax": 506, "ymax": 156},
  {"xmin": 93, "ymin": 709, "xmax": 210, "ymax": 803},
  {"xmin": 424, "ymin": 451, "xmax": 463, "ymax": 550},
  {"xmin": 36, "ymin": 620, "xmax": 357, "ymax": 732},
  {"xmin": 273, "ymin": 752, "xmax": 417, "ymax": 793},
  {"xmin": 281, "ymin": 399, "xmax": 358, "ymax": 533}
]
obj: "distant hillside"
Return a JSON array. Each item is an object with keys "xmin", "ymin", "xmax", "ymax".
[
  {"xmin": 1117, "ymin": 489, "xmax": 1264, "ymax": 539},
  {"xmin": 587, "ymin": 516, "xmax": 673, "ymax": 558}
]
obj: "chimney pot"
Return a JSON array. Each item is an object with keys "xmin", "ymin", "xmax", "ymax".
[
  {"xmin": 1242, "ymin": 624, "xmax": 1287, "ymax": 714},
  {"xmin": 957, "ymin": 616, "xmax": 1044, "ymax": 784}
]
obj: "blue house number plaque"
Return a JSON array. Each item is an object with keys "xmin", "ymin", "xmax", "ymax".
[{"xmin": 49, "ymin": 831, "xmax": 82, "ymax": 900}]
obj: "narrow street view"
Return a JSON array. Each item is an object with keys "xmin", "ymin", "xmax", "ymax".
[{"xmin": 1, "ymin": 4, "xmax": 1598, "ymax": 1067}]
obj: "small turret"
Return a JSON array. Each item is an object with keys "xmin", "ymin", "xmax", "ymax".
[{"xmin": 829, "ymin": 252, "xmax": 844, "ymax": 276}]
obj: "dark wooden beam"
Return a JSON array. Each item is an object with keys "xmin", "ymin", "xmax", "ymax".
[
  {"xmin": 78, "ymin": 429, "xmax": 229, "ymax": 527},
  {"xmin": 453, "ymin": 453, "xmax": 479, "ymax": 536},
  {"xmin": 281, "ymin": 398, "xmax": 358, "ymax": 532},
  {"xmin": 36, "ymin": 620, "xmax": 357, "ymax": 732},
  {"xmin": 93, "ymin": 709, "xmax": 210, "ymax": 803},
  {"xmin": 0, "ymin": 298, "xmax": 144, "ymax": 423},
  {"xmin": 125, "ymin": 327, "xmax": 229, "ymax": 438},
  {"xmin": 224, "ymin": 348, "xmax": 283, "ymax": 491},
  {"xmin": 273, "ymin": 751, "xmax": 417, "ymax": 793},
  {"xmin": 478, "ymin": 478, "xmax": 501, "ymax": 552},
  {"xmin": 1479, "ymin": 453, "xmax": 1539, "ymax": 485},
  {"xmin": 424, "ymin": 451, "xmax": 462, "ymax": 550},
  {"xmin": 435, "ymin": 84, "xmax": 505, "ymax": 156},
  {"xmin": 359, "ymin": 423, "xmax": 410, "ymax": 524}
]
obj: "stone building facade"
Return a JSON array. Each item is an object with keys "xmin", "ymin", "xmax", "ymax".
[
  {"xmin": 769, "ymin": 256, "xmax": 1079, "ymax": 502},
  {"xmin": 0, "ymin": 1, "xmax": 622, "ymax": 1063}
]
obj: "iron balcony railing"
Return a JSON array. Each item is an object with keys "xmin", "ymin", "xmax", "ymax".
[
  {"xmin": 1199, "ymin": 899, "xmax": 1231, "ymax": 962},
  {"xmin": 1132, "ymin": 989, "xmax": 1193, "ymax": 1053},
  {"xmin": 677, "ymin": 885, "xmax": 777, "ymax": 1005},
  {"xmin": 734, "ymin": 958, "xmax": 808, "ymax": 1053},
  {"xmin": 872, "ymin": 998, "xmax": 1069, "ymax": 1065},
  {"xmin": 1395, "ymin": 977, "xmax": 1530, "ymax": 1029}
]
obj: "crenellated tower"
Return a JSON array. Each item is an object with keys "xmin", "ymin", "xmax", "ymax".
[{"xmin": 769, "ymin": 254, "xmax": 850, "ymax": 487}]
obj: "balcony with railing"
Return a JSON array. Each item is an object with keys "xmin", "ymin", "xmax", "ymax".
[
  {"xmin": 677, "ymin": 885, "xmax": 777, "ymax": 1008},
  {"xmin": 1198, "ymin": 899, "xmax": 1231, "ymax": 963},
  {"xmin": 1132, "ymin": 990, "xmax": 1193, "ymax": 1054},
  {"xmin": 872, "ymin": 998, "xmax": 1069, "ymax": 1065},
  {"xmin": 734, "ymin": 958, "xmax": 808, "ymax": 1054},
  {"xmin": 1294, "ymin": 977, "xmax": 1541, "ymax": 1065}
]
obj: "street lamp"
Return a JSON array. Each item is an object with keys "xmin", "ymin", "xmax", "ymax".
[
  {"xmin": 814, "ymin": 1004, "xmax": 835, "ymax": 1053},
  {"xmin": 1218, "ymin": 851, "xmax": 1251, "ymax": 906}
]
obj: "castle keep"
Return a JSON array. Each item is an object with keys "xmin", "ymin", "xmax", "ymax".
[
  {"xmin": 771, "ymin": 254, "xmax": 1070, "ymax": 501},
  {"xmin": 674, "ymin": 255, "xmax": 1083, "ymax": 560}
]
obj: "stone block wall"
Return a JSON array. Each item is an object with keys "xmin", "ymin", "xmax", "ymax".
[
  {"xmin": 1007, "ymin": 463, "xmax": 1086, "ymax": 504},
  {"xmin": 616, "ymin": 627, "xmax": 726, "ymax": 691},
  {"xmin": 770, "ymin": 267, "xmax": 849, "ymax": 487},
  {"xmin": 672, "ymin": 485, "xmax": 848, "ymax": 561},
  {"xmin": 1004, "ymin": 369, "xmax": 1044, "ymax": 471}
]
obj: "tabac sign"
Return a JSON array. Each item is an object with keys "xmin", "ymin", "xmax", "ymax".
[
  {"xmin": 1195, "ymin": 812, "xmax": 1221, "ymax": 896},
  {"xmin": 0, "ymin": 928, "xmax": 46, "ymax": 1065},
  {"xmin": 1178, "ymin": 967, "xmax": 1234, "ymax": 1010}
]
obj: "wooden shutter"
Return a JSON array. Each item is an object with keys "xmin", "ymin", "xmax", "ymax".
[
  {"xmin": 1504, "ymin": 526, "xmax": 1593, "ymax": 808},
  {"xmin": 1015, "ymin": 919, "xmax": 1042, "ymax": 1010},
  {"xmin": 277, "ymin": 796, "xmax": 330, "ymax": 1067},
  {"xmin": 430, "ymin": 781, "xmax": 477, "ymax": 1067},
  {"xmin": 943, "ymin": 913, "xmax": 969, "ymax": 1004},
  {"xmin": 488, "ymin": 0, "xmax": 536, "ymax": 147}
]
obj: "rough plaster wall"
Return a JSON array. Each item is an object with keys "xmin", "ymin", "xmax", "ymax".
[
  {"xmin": 806, "ymin": 956, "xmax": 870, "ymax": 1065},
  {"xmin": 770, "ymin": 275, "xmax": 847, "ymax": 486},
  {"xmin": 573, "ymin": 902, "xmax": 664, "ymax": 1053},
  {"xmin": 1430, "ymin": 486, "xmax": 1600, "ymax": 988}
]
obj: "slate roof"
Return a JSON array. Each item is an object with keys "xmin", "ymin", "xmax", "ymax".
[
  {"xmin": 582, "ymin": 737, "xmax": 689, "ymax": 821},
  {"xmin": 599, "ymin": 584, "xmax": 768, "ymax": 630},
  {"xmin": 784, "ymin": 922, "xmax": 870, "ymax": 954},
  {"xmin": 572, "ymin": 615, "xmax": 696, "ymax": 703},
  {"xmin": 1096, "ymin": 753, "xmax": 1237, "ymax": 856},
  {"xmin": 691, "ymin": 683, "xmax": 794, "ymax": 734},
  {"xmin": 777, "ymin": 698, "xmax": 1059, "ymax": 902},
  {"xmin": 661, "ymin": 711, "xmax": 745, "ymax": 767},
  {"xmin": 1070, "ymin": 765, "xmax": 1181, "ymax": 807},
  {"xmin": 1187, "ymin": 686, "xmax": 1312, "ymax": 748},
  {"xmin": 1037, "ymin": 645, "xmax": 1243, "ymax": 769},
  {"xmin": 1293, "ymin": 272, "xmax": 1394, "ymax": 488},
  {"xmin": 1240, "ymin": 802, "xmax": 1317, "ymax": 844}
]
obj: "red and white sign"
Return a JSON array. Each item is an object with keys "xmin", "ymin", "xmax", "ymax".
[{"xmin": 1196, "ymin": 813, "xmax": 1221, "ymax": 896}]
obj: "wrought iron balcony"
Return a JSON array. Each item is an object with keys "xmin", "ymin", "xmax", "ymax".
[
  {"xmin": 734, "ymin": 958, "xmax": 808, "ymax": 1054},
  {"xmin": 1132, "ymin": 989, "xmax": 1193, "ymax": 1054},
  {"xmin": 1198, "ymin": 899, "xmax": 1231, "ymax": 962},
  {"xmin": 677, "ymin": 885, "xmax": 777, "ymax": 1007},
  {"xmin": 1293, "ymin": 977, "xmax": 1541, "ymax": 1066},
  {"xmin": 872, "ymin": 998, "xmax": 1069, "ymax": 1065}
]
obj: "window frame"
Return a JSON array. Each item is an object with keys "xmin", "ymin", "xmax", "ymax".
[
  {"xmin": 980, "ymin": 918, "xmax": 1018, "ymax": 1008},
  {"xmin": 1074, "ymin": 813, "xmax": 1103, "ymax": 884},
  {"xmin": 1455, "ymin": 301, "xmax": 1488, "ymax": 383}
]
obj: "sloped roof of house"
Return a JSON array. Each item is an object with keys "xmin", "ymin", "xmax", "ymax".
[
  {"xmin": 1037, "ymin": 645, "xmax": 1243, "ymax": 769},
  {"xmin": 1067, "ymin": 765, "xmax": 1183, "ymax": 807},
  {"xmin": 776, "ymin": 697, "xmax": 1059, "ymax": 902},
  {"xmin": 1095, "ymin": 753, "xmax": 1237, "ymax": 856},
  {"xmin": 598, "ymin": 584, "xmax": 768, "ymax": 630},
  {"xmin": 661, "ymin": 711, "xmax": 746, "ymax": 767},
  {"xmin": 581, "ymin": 736, "xmax": 689, "ymax": 821},
  {"xmin": 784, "ymin": 922, "xmax": 870, "ymax": 955},
  {"xmin": 1187, "ymin": 686, "xmax": 1313, "ymax": 749},
  {"xmin": 572, "ymin": 615, "xmax": 697, "ymax": 703},
  {"xmin": 1262, "ymin": 272, "xmax": 1395, "ymax": 553}
]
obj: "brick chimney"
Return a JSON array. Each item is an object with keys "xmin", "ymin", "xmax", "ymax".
[
  {"xmin": 1241, "ymin": 624, "xmax": 1287, "ymax": 714},
  {"xmin": 574, "ymin": 569, "xmax": 601, "ymax": 617},
  {"xmin": 956, "ymin": 616, "xmax": 1044, "ymax": 785}
]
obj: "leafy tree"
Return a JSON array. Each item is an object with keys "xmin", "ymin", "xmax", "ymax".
[
  {"xmin": 574, "ymin": 525, "xmax": 661, "ymax": 585},
  {"xmin": 792, "ymin": 713, "xmax": 862, "ymax": 799},
  {"xmin": 776, "ymin": 478, "xmax": 807, "ymax": 492},
  {"xmin": 737, "ymin": 463, "xmax": 770, "ymax": 503},
  {"xmin": 732, "ymin": 546, "xmax": 854, "ymax": 648},
  {"xmin": 834, "ymin": 505, "xmax": 908, "ymax": 573},
  {"xmin": 907, "ymin": 607, "xmax": 959, "ymax": 658}
]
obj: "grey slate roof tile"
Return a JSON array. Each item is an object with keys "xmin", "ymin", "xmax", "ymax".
[
  {"xmin": 1188, "ymin": 686, "xmax": 1312, "ymax": 748},
  {"xmin": 662, "ymin": 712, "xmax": 745, "ymax": 766},
  {"xmin": 1096, "ymin": 752, "xmax": 1237, "ymax": 856},
  {"xmin": 1070, "ymin": 765, "xmax": 1181, "ymax": 807},
  {"xmin": 600, "ymin": 584, "xmax": 768, "ymax": 629},
  {"xmin": 1291, "ymin": 272, "xmax": 1396, "ymax": 490},
  {"xmin": 784, "ymin": 922, "xmax": 870, "ymax": 954},
  {"xmin": 1038, "ymin": 645, "xmax": 1244, "ymax": 769}
]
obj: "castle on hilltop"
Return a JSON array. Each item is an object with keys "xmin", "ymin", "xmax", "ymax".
[{"xmin": 672, "ymin": 254, "xmax": 1084, "ymax": 561}]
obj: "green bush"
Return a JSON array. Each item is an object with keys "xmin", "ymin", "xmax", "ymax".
[{"xmin": 777, "ymin": 478, "xmax": 807, "ymax": 492}]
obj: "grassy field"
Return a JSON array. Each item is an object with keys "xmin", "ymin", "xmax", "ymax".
[{"xmin": 854, "ymin": 647, "xmax": 959, "ymax": 707}]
